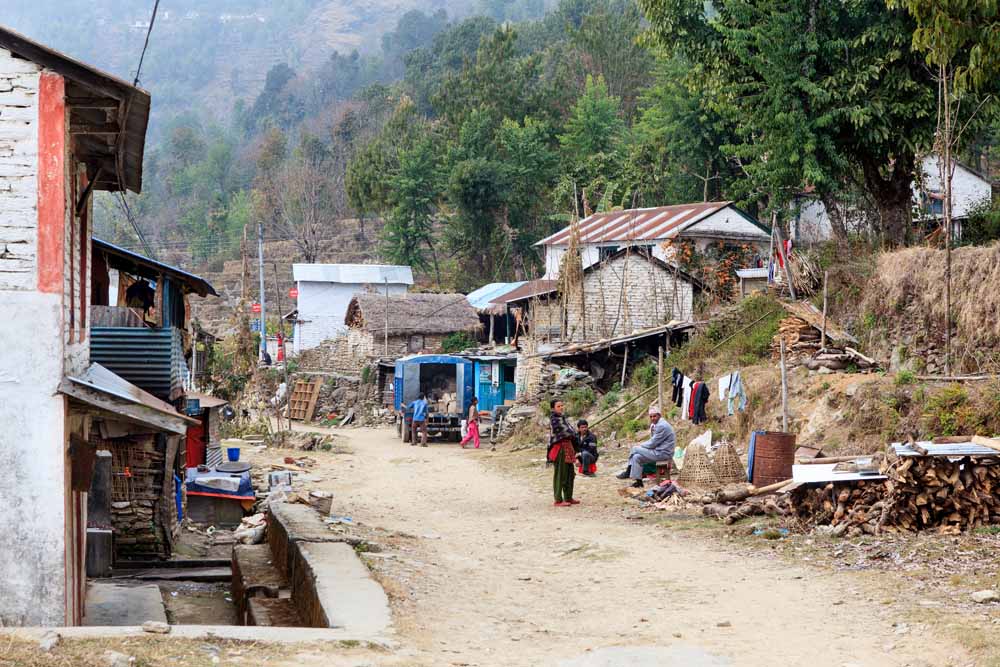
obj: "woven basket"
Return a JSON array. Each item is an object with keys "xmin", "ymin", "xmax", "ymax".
[
  {"xmin": 713, "ymin": 440, "xmax": 748, "ymax": 485},
  {"xmin": 675, "ymin": 443, "xmax": 720, "ymax": 490}
]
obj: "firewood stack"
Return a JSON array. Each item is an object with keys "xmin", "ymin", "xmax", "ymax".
[
  {"xmin": 771, "ymin": 316, "xmax": 877, "ymax": 372},
  {"xmin": 772, "ymin": 316, "xmax": 820, "ymax": 363},
  {"xmin": 878, "ymin": 456, "xmax": 1000, "ymax": 534},
  {"xmin": 790, "ymin": 481, "xmax": 885, "ymax": 537}
]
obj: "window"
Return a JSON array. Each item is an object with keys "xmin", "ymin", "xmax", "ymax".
[{"xmin": 598, "ymin": 245, "xmax": 620, "ymax": 261}]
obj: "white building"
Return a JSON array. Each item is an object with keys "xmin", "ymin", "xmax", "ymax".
[
  {"xmin": 536, "ymin": 201, "xmax": 771, "ymax": 279},
  {"xmin": 791, "ymin": 155, "xmax": 995, "ymax": 243},
  {"xmin": 0, "ymin": 26, "xmax": 193, "ymax": 626},
  {"xmin": 291, "ymin": 263, "xmax": 414, "ymax": 354}
]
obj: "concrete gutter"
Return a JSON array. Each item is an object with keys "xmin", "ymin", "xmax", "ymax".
[{"xmin": 1, "ymin": 625, "xmax": 395, "ymax": 646}]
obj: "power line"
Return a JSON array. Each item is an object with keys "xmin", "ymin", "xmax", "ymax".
[
  {"xmin": 133, "ymin": 0, "xmax": 161, "ymax": 87},
  {"xmin": 107, "ymin": 0, "xmax": 162, "ymax": 259}
]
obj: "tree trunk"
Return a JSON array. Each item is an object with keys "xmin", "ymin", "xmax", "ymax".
[
  {"xmin": 861, "ymin": 153, "xmax": 915, "ymax": 247},
  {"xmin": 817, "ymin": 191, "xmax": 849, "ymax": 241}
]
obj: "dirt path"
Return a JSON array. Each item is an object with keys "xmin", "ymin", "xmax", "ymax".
[{"xmin": 265, "ymin": 427, "xmax": 968, "ymax": 667}]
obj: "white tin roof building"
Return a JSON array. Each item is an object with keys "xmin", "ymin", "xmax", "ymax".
[{"xmin": 291, "ymin": 263, "xmax": 414, "ymax": 354}]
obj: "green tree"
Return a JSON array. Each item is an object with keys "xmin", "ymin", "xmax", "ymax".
[
  {"xmin": 630, "ymin": 54, "xmax": 738, "ymax": 204},
  {"xmin": 558, "ymin": 74, "xmax": 627, "ymax": 213},
  {"xmin": 384, "ymin": 137, "xmax": 445, "ymax": 285},
  {"xmin": 637, "ymin": 0, "xmax": 960, "ymax": 245}
]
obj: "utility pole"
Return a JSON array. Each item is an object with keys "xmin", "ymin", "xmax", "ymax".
[
  {"xmin": 257, "ymin": 221, "xmax": 267, "ymax": 361},
  {"xmin": 272, "ymin": 263, "xmax": 290, "ymax": 431},
  {"xmin": 384, "ymin": 277, "xmax": 389, "ymax": 356}
]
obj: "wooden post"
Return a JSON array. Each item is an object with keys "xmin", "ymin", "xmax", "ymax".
[
  {"xmin": 772, "ymin": 214, "xmax": 797, "ymax": 300},
  {"xmin": 821, "ymin": 270, "xmax": 828, "ymax": 350},
  {"xmin": 621, "ymin": 345, "xmax": 629, "ymax": 388},
  {"xmin": 780, "ymin": 338, "xmax": 789, "ymax": 432},
  {"xmin": 384, "ymin": 277, "xmax": 389, "ymax": 356},
  {"xmin": 272, "ymin": 263, "xmax": 290, "ymax": 431},
  {"xmin": 657, "ymin": 344, "xmax": 665, "ymax": 414}
]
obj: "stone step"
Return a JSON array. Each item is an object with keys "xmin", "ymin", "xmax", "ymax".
[{"xmin": 246, "ymin": 596, "xmax": 303, "ymax": 627}]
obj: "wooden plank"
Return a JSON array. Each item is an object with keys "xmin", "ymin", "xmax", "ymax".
[
  {"xmin": 971, "ymin": 436, "xmax": 1000, "ymax": 454},
  {"xmin": 304, "ymin": 379, "xmax": 322, "ymax": 422}
]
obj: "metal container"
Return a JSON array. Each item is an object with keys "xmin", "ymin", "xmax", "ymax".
[{"xmin": 752, "ymin": 432, "xmax": 796, "ymax": 486}]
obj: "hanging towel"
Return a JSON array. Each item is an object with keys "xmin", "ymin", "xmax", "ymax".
[
  {"xmin": 727, "ymin": 371, "xmax": 748, "ymax": 415},
  {"xmin": 718, "ymin": 374, "xmax": 732, "ymax": 403},
  {"xmin": 681, "ymin": 379, "xmax": 693, "ymax": 419}
]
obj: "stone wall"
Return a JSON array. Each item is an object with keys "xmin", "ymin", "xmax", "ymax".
[
  {"xmin": 563, "ymin": 254, "xmax": 694, "ymax": 342},
  {"xmin": 298, "ymin": 329, "xmax": 449, "ymax": 376}
]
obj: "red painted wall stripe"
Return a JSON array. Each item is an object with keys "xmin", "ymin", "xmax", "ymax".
[{"xmin": 37, "ymin": 72, "xmax": 66, "ymax": 294}]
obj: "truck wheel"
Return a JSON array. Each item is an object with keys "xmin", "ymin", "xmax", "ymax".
[{"xmin": 402, "ymin": 421, "xmax": 411, "ymax": 443}]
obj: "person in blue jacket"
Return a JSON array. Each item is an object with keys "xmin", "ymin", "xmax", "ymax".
[{"xmin": 409, "ymin": 394, "xmax": 429, "ymax": 447}]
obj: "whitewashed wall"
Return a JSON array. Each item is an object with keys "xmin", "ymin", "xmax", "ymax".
[
  {"xmin": 295, "ymin": 281, "xmax": 408, "ymax": 353},
  {"xmin": 0, "ymin": 49, "xmax": 70, "ymax": 626},
  {"xmin": 918, "ymin": 156, "xmax": 993, "ymax": 219}
]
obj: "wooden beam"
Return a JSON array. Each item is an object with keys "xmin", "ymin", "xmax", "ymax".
[
  {"xmin": 70, "ymin": 121, "xmax": 121, "ymax": 136},
  {"xmin": 67, "ymin": 96, "xmax": 119, "ymax": 109}
]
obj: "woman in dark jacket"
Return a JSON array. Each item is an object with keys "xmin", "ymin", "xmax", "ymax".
[{"xmin": 548, "ymin": 399, "xmax": 579, "ymax": 506}]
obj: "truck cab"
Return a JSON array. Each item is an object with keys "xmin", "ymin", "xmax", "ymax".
[{"xmin": 394, "ymin": 355, "xmax": 474, "ymax": 442}]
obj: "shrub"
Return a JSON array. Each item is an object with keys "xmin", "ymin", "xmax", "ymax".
[
  {"xmin": 633, "ymin": 360, "xmax": 658, "ymax": 389},
  {"xmin": 441, "ymin": 332, "xmax": 477, "ymax": 353},
  {"xmin": 923, "ymin": 384, "xmax": 971, "ymax": 436},
  {"xmin": 599, "ymin": 390, "xmax": 621, "ymax": 412},
  {"xmin": 895, "ymin": 370, "xmax": 916, "ymax": 386},
  {"xmin": 564, "ymin": 386, "xmax": 597, "ymax": 417}
]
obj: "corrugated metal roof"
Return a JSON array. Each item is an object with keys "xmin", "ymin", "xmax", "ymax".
[
  {"xmin": 536, "ymin": 202, "xmax": 735, "ymax": 246},
  {"xmin": 94, "ymin": 238, "xmax": 217, "ymax": 297},
  {"xmin": 466, "ymin": 282, "xmax": 526, "ymax": 310},
  {"xmin": 892, "ymin": 441, "xmax": 1000, "ymax": 457},
  {"xmin": 293, "ymin": 263, "xmax": 414, "ymax": 285},
  {"xmin": 496, "ymin": 280, "xmax": 559, "ymax": 304},
  {"xmin": 792, "ymin": 460, "xmax": 885, "ymax": 484},
  {"xmin": 736, "ymin": 268, "xmax": 769, "ymax": 279}
]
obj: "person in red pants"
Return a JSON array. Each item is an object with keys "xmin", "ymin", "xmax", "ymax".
[
  {"xmin": 460, "ymin": 397, "xmax": 481, "ymax": 449},
  {"xmin": 548, "ymin": 399, "xmax": 579, "ymax": 506}
]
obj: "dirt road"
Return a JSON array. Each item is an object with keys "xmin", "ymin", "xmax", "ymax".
[{"xmin": 267, "ymin": 427, "xmax": 968, "ymax": 667}]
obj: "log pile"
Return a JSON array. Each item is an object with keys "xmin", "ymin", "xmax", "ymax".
[
  {"xmin": 878, "ymin": 456, "xmax": 1000, "ymax": 534},
  {"xmin": 771, "ymin": 316, "xmax": 877, "ymax": 372},
  {"xmin": 772, "ymin": 316, "xmax": 821, "ymax": 363},
  {"xmin": 790, "ymin": 480, "xmax": 885, "ymax": 537}
]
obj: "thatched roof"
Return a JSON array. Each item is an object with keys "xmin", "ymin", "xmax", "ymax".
[{"xmin": 346, "ymin": 293, "xmax": 481, "ymax": 337}]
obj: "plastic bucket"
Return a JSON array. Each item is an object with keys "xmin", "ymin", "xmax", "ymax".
[{"xmin": 226, "ymin": 447, "xmax": 241, "ymax": 462}]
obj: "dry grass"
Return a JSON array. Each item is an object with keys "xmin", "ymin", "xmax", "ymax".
[
  {"xmin": 866, "ymin": 243, "xmax": 1000, "ymax": 368},
  {"xmin": 0, "ymin": 636, "xmax": 292, "ymax": 667}
]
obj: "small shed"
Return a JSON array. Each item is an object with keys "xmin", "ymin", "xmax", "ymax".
[
  {"xmin": 346, "ymin": 292, "xmax": 481, "ymax": 355},
  {"xmin": 736, "ymin": 267, "xmax": 769, "ymax": 297}
]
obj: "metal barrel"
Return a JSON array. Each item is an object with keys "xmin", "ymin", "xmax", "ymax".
[{"xmin": 752, "ymin": 432, "xmax": 796, "ymax": 486}]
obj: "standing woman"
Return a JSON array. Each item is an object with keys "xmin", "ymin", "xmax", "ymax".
[
  {"xmin": 460, "ymin": 397, "xmax": 481, "ymax": 449},
  {"xmin": 548, "ymin": 399, "xmax": 579, "ymax": 506}
]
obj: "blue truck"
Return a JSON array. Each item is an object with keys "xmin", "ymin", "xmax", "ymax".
[{"xmin": 394, "ymin": 355, "xmax": 475, "ymax": 442}]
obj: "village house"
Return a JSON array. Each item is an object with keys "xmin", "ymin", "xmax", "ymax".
[
  {"xmin": 791, "ymin": 155, "xmax": 996, "ymax": 243},
  {"xmin": 500, "ymin": 249, "xmax": 702, "ymax": 344},
  {"xmin": 290, "ymin": 263, "xmax": 413, "ymax": 355},
  {"xmin": 536, "ymin": 201, "xmax": 771, "ymax": 280},
  {"xmin": 0, "ymin": 25, "xmax": 152, "ymax": 625},
  {"xmin": 298, "ymin": 293, "xmax": 481, "ymax": 376}
]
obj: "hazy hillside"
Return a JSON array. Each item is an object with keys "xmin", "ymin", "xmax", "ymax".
[{"xmin": 3, "ymin": 0, "xmax": 475, "ymax": 136}]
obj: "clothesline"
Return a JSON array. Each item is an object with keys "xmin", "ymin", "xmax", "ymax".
[{"xmin": 671, "ymin": 366, "xmax": 748, "ymax": 424}]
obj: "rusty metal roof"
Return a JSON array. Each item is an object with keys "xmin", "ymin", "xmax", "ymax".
[
  {"xmin": 536, "ymin": 202, "xmax": 737, "ymax": 246},
  {"xmin": 495, "ymin": 280, "xmax": 559, "ymax": 304}
]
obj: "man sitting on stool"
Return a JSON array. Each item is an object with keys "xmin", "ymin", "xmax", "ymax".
[
  {"xmin": 616, "ymin": 405, "xmax": 675, "ymax": 488},
  {"xmin": 576, "ymin": 419, "xmax": 598, "ymax": 476}
]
